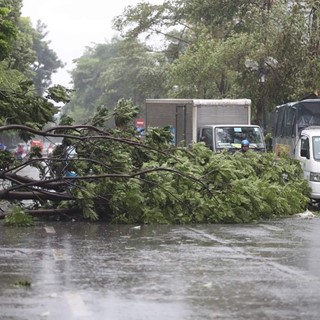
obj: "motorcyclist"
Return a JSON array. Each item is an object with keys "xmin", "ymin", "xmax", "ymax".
[
  {"xmin": 16, "ymin": 144, "xmax": 24, "ymax": 160},
  {"xmin": 240, "ymin": 139, "xmax": 250, "ymax": 153}
]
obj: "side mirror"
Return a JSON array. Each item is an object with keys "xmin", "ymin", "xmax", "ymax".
[{"xmin": 301, "ymin": 149, "xmax": 310, "ymax": 159}]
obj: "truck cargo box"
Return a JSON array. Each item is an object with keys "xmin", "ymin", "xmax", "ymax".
[{"xmin": 145, "ymin": 99, "xmax": 252, "ymax": 146}]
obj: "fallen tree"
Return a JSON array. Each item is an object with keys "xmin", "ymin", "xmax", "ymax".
[{"xmin": 0, "ymin": 100, "xmax": 312, "ymax": 224}]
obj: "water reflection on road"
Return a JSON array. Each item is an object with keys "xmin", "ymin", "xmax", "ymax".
[{"xmin": 1, "ymin": 217, "xmax": 320, "ymax": 320}]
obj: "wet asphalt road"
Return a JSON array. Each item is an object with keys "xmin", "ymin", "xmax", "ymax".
[{"xmin": 1, "ymin": 217, "xmax": 320, "ymax": 320}]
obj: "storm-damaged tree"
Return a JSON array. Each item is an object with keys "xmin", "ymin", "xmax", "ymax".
[{"xmin": 0, "ymin": 98, "xmax": 312, "ymax": 225}]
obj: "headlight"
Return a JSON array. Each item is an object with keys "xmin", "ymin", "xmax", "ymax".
[{"xmin": 310, "ymin": 172, "xmax": 320, "ymax": 182}]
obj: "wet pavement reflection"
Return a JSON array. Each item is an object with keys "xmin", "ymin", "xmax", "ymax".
[{"xmin": 1, "ymin": 217, "xmax": 320, "ymax": 319}]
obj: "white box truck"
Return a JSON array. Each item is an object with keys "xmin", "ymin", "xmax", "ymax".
[
  {"xmin": 273, "ymin": 99, "xmax": 320, "ymax": 201},
  {"xmin": 145, "ymin": 98, "xmax": 266, "ymax": 152}
]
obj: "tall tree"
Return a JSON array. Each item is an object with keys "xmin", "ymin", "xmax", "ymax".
[
  {"xmin": 31, "ymin": 20, "xmax": 64, "ymax": 96},
  {"xmin": 0, "ymin": 0, "xmax": 20, "ymax": 60},
  {"xmin": 0, "ymin": 0, "xmax": 70, "ymax": 143},
  {"xmin": 67, "ymin": 37, "xmax": 169, "ymax": 123}
]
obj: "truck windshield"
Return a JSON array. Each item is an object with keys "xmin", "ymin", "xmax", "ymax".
[
  {"xmin": 215, "ymin": 126, "xmax": 265, "ymax": 150},
  {"xmin": 312, "ymin": 137, "xmax": 320, "ymax": 160}
]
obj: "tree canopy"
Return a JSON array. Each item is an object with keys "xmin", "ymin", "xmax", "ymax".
[
  {"xmin": 65, "ymin": 38, "xmax": 170, "ymax": 123},
  {"xmin": 0, "ymin": 0, "xmax": 69, "ymax": 143},
  {"xmin": 63, "ymin": 0, "xmax": 320, "ymax": 128}
]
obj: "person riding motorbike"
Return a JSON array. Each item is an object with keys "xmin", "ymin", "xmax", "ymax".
[{"xmin": 240, "ymin": 139, "xmax": 250, "ymax": 153}]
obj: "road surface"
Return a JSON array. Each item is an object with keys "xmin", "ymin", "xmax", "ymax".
[{"xmin": 0, "ymin": 217, "xmax": 320, "ymax": 319}]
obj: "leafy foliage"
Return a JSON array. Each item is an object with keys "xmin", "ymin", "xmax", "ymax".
[
  {"xmin": 114, "ymin": 98, "xmax": 139, "ymax": 127},
  {"xmin": 0, "ymin": 5, "xmax": 18, "ymax": 60},
  {"xmin": 66, "ymin": 38, "xmax": 170, "ymax": 123},
  {"xmin": 14, "ymin": 280, "xmax": 31, "ymax": 287},
  {"xmin": 0, "ymin": 1, "xmax": 69, "ymax": 145},
  {"xmin": 5, "ymin": 205, "xmax": 34, "ymax": 226},
  {"xmin": 0, "ymin": 99, "xmax": 311, "ymax": 224},
  {"xmin": 107, "ymin": 0, "xmax": 320, "ymax": 128}
]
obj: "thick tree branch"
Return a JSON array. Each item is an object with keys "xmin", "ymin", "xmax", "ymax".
[
  {"xmin": 0, "ymin": 124, "xmax": 182, "ymax": 161},
  {"xmin": 0, "ymin": 191, "xmax": 75, "ymax": 201}
]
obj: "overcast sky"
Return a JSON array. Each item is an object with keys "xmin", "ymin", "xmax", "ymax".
[{"xmin": 21, "ymin": 0, "xmax": 163, "ymax": 87}]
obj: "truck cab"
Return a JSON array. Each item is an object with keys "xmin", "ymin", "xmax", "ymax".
[
  {"xmin": 295, "ymin": 127, "xmax": 320, "ymax": 200},
  {"xmin": 198, "ymin": 125, "xmax": 266, "ymax": 152}
]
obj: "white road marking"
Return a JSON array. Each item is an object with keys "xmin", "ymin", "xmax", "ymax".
[
  {"xmin": 52, "ymin": 249, "xmax": 65, "ymax": 261},
  {"xmin": 44, "ymin": 226, "xmax": 56, "ymax": 234},
  {"xmin": 65, "ymin": 292, "xmax": 90, "ymax": 318}
]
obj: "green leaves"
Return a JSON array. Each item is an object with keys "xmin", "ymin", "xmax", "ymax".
[
  {"xmin": 49, "ymin": 112, "xmax": 309, "ymax": 224},
  {"xmin": 14, "ymin": 280, "xmax": 31, "ymax": 287},
  {"xmin": 0, "ymin": 6, "xmax": 18, "ymax": 60},
  {"xmin": 46, "ymin": 85, "xmax": 72, "ymax": 104},
  {"xmin": 113, "ymin": 98, "xmax": 139, "ymax": 127},
  {"xmin": 5, "ymin": 206, "xmax": 34, "ymax": 226},
  {"xmin": 133, "ymin": 143, "xmax": 309, "ymax": 223}
]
